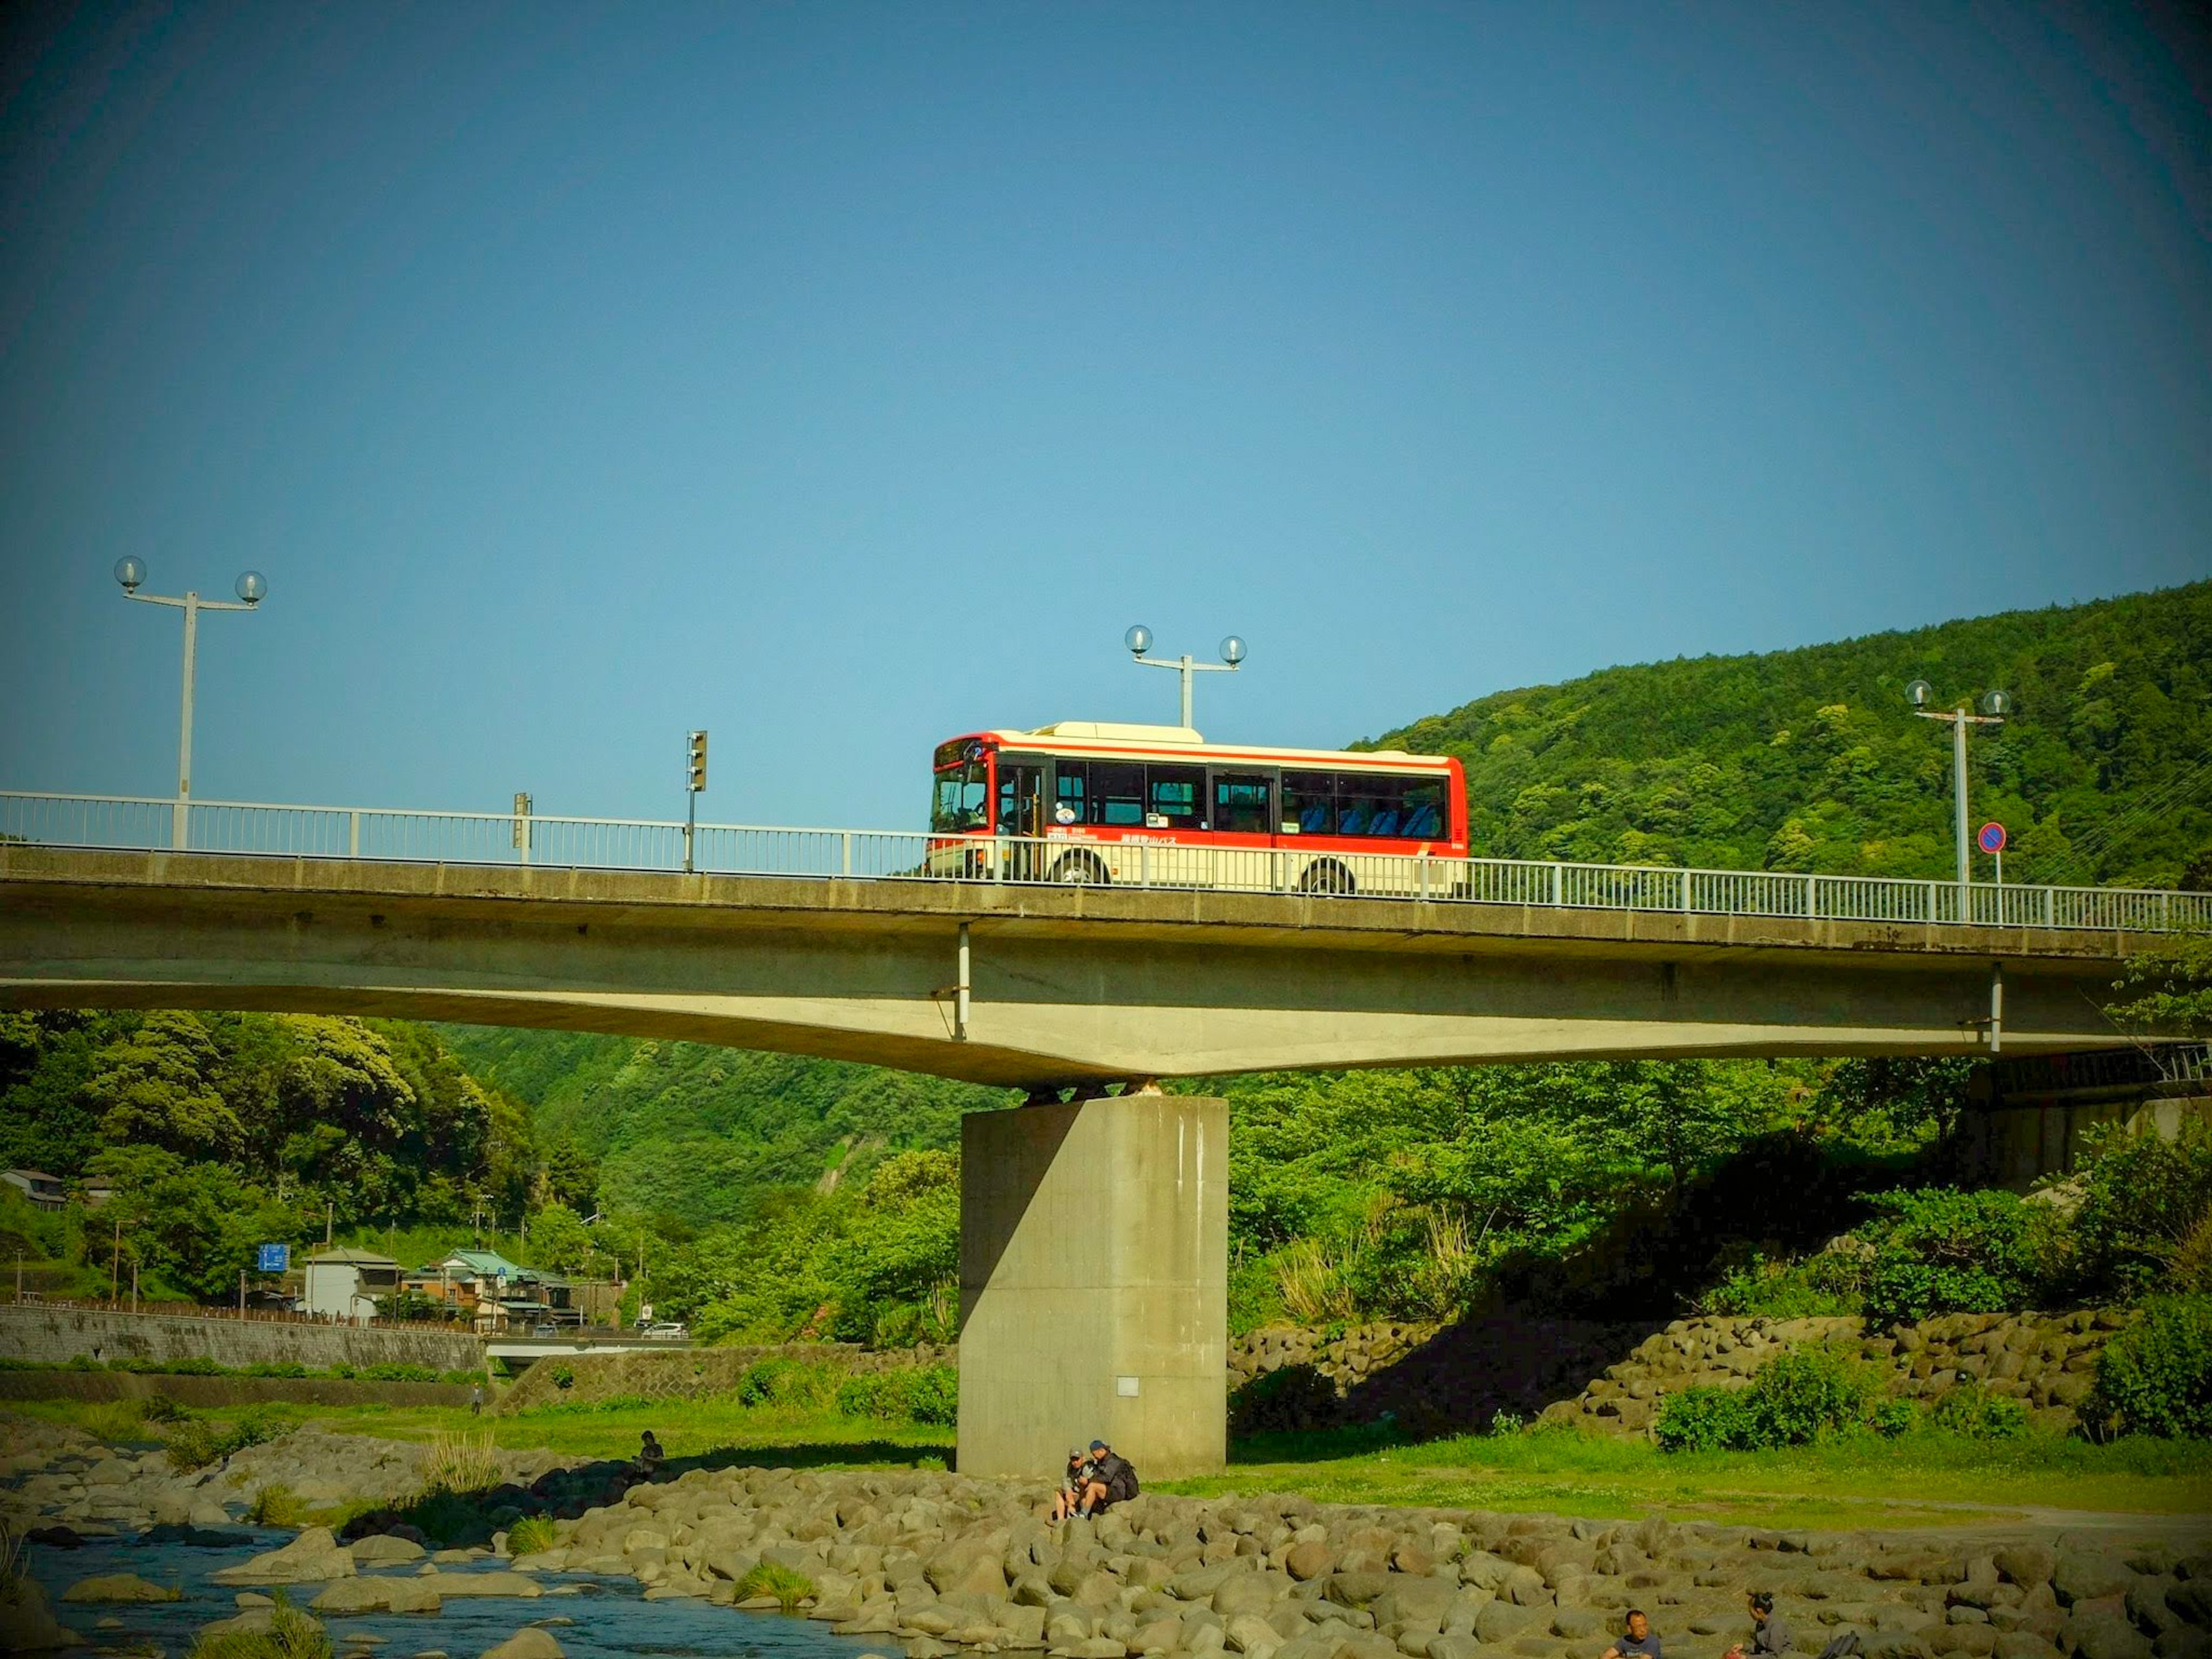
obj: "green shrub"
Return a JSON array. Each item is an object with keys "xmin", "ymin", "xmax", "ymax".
[
  {"xmin": 2092, "ymin": 1296, "xmax": 2212, "ymax": 1438},
  {"xmin": 836, "ymin": 1364, "xmax": 958, "ymax": 1426},
  {"xmin": 1858, "ymin": 1188, "xmax": 2048, "ymax": 1327},
  {"xmin": 242, "ymin": 1362, "xmax": 308, "ymax": 1379},
  {"xmin": 2065, "ymin": 1120, "xmax": 2212, "ymax": 1302},
  {"xmin": 548, "ymin": 1365, "xmax": 575, "ymax": 1391},
  {"xmin": 164, "ymin": 1410, "xmax": 279, "ymax": 1472},
  {"xmin": 141, "ymin": 1392, "xmax": 188, "ymax": 1424},
  {"xmin": 246, "ymin": 1486, "xmax": 309, "ymax": 1528},
  {"xmin": 734, "ymin": 1358, "xmax": 836, "ymax": 1409},
  {"xmin": 1701, "ymin": 1252, "xmax": 1860, "ymax": 1318},
  {"xmin": 188, "ymin": 1592, "xmax": 332, "ymax": 1659},
  {"xmin": 1926, "ymin": 1383, "xmax": 2029, "ymax": 1439},
  {"xmin": 1653, "ymin": 1385, "xmax": 1755, "ymax": 1452},
  {"xmin": 358, "ymin": 1363, "xmax": 438, "ymax": 1383},
  {"xmin": 1747, "ymin": 1347, "xmax": 1883, "ymax": 1444},
  {"xmin": 732, "ymin": 1560, "xmax": 816, "ymax": 1612},
  {"xmin": 1655, "ymin": 1347, "xmax": 1892, "ymax": 1451},
  {"xmin": 503, "ymin": 1515, "xmax": 559, "ymax": 1557},
  {"xmin": 1866, "ymin": 1397, "xmax": 1918, "ymax": 1437}
]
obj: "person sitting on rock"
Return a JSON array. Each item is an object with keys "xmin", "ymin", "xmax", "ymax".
[
  {"xmin": 630, "ymin": 1430, "xmax": 665, "ymax": 1483},
  {"xmin": 1074, "ymin": 1439, "xmax": 1137, "ymax": 1517},
  {"xmin": 1604, "ymin": 1609, "xmax": 1662, "ymax": 1659},
  {"xmin": 1724, "ymin": 1592, "xmax": 1787, "ymax": 1659},
  {"xmin": 1051, "ymin": 1448, "xmax": 1096, "ymax": 1521}
]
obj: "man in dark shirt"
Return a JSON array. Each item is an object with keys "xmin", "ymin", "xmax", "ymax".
[
  {"xmin": 1604, "ymin": 1609, "xmax": 1662, "ymax": 1659},
  {"xmin": 1075, "ymin": 1438, "xmax": 1138, "ymax": 1516},
  {"xmin": 1725, "ymin": 1593, "xmax": 1787, "ymax": 1659}
]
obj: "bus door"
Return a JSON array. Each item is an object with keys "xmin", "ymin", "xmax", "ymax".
[
  {"xmin": 1213, "ymin": 771, "xmax": 1274, "ymax": 888},
  {"xmin": 997, "ymin": 759, "xmax": 1047, "ymax": 877}
]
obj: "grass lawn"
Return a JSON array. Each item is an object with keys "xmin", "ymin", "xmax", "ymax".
[
  {"xmin": 10, "ymin": 1395, "xmax": 955, "ymax": 1471},
  {"xmin": 16, "ymin": 1397, "xmax": 2209, "ymax": 1531},
  {"xmin": 1164, "ymin": 1425, "xmax": 2212, "ymax": 1530}
]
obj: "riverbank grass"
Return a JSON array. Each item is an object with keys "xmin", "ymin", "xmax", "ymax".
[{"xmin": 1168, "ymin": 1421, "xmax": 2212, "ymax": 1528}]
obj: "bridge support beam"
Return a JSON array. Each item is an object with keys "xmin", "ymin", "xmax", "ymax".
[{"xmin": 957, "ymin": 1093, "xmax": 1228, "ymax": 1479}]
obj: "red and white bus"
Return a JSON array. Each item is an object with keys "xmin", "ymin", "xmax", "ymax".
[{"xmin": 927, "ymin": 720, "xmax": 1468, "ymax": 896}]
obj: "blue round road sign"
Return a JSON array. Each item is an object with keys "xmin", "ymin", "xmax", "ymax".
[{"xmin": 1978, "ymin": 821, "xmax": 2006, "ymax": 854}]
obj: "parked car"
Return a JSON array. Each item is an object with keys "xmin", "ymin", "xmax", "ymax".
[
  {"xmin": 529, "ymin": 1322, "xmax": 560, "ymax": 1338},
  {"xmin": 643, "ymin": 1321, "xmax": 688, "ymax": 1340}
]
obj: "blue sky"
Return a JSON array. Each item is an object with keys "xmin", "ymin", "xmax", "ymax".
[{"xmin": 2, "ymin": 2, "xmax": 2207, "ymax": 829}]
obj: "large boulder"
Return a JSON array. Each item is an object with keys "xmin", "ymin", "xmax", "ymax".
[
  {"xmin": 482, "ymin": 1631, "xmax": 565, "ymax": 1659},
  {"xmin": 428, "ymin": 1571, "xmax": 545, "ymax": 1599},
  {"xmin": 2, "ymin": 1576, "xmax": 80, "ymax": 1650},
  {"xmin": 2058, "ymin": 1559, "xmax": 2137, "ymax": 1609},
  {"xmin": 60, "ymin": 1575, "xmax": 176, "ymax": 1604},
  {"xmin": 212, "ymin": 1526, "xmax": 357, "ymax": 1585},
  {"xmin": 351, "ymin": 1534, "xmax": 428, "ymax": 1566},
  {"xmin": 312, "ymin": 1578, "xmax": 443, "ymax": 1614}
]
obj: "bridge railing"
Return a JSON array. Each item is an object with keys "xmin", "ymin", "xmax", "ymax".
[{"xmin": 3, "ymin": 790, "xmax": 2207, "ymax": 933}]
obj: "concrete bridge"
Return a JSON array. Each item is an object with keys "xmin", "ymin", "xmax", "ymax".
[
  {"xmin": 0, "ymin": 843, "xmax": 2173, "ymax": 1087},
  {"xmin": 1, "ymin": 832, "xmax": 2196, "ymax": 1480}
]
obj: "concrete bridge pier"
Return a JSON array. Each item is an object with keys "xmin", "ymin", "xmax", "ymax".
[{"xmin": 956, "ymin": 1092, "xmax": 1228, "ymax": 1479}]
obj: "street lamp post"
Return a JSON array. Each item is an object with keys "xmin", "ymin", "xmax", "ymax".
[
  {"xmin": 114, "ymin": 559, "xmax": 267, "ymax": 850},
  {"xmin": 1906, "ymin": 679, "xmax": 2011, "ymax": 890},
  {"xmin": 1124, "ymin": 625, "xmax": 1246, "ymax": 728}
]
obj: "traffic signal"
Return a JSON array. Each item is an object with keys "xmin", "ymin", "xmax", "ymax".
[{"xmin": 687, "ymin": 730, "xmax": 708, "ymax": 793}]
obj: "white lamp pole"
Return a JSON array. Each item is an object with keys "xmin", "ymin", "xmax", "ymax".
[
  {"xmin": 1124, "ymin": 626, "xmax": 1246, "ymax": 729},
  {"xmin": 115, "ymin": 560, "xmax": 267, "ymax": 850}
]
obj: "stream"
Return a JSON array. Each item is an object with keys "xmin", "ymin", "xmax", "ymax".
[{"xmin": 22, "ymin": 1529, "xmax": 894, "ymax": 1659}]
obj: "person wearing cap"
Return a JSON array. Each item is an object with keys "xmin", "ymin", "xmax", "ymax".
[
  {"xmin": 1074, "ymin": 1438, "xmax": 1138, "ymax": 1516},
  {"xmin": 1051, "ymin": 1447, "xmax": 1095, "ymax": 1520}
]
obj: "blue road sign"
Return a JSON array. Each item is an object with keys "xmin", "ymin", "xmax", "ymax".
[
  {"xmin": 257, "ymin": 1243, "xmax": 290, "ymax": 1274},
  {"xmin": 1978, "ymin": 822, "xmax": 2006, "ymax": 855}
]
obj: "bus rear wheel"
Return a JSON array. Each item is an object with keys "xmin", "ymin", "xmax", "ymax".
[
  {"xmin": 1050, "ymin": 853, "xmax": 1108, "ymax": 886},
  {"xmin": 1297, "ymin": 861, "xmax": 1355, "ymax": 896}
]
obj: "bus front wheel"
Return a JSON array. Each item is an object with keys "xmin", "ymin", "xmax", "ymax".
[
  {"xmin": 1297, "ymin": 861, "xmax": 1355, "ymax": 896},
  {"xmin": 1050, "ymin": 853, "xmax": 1108, "ymax": 886}
]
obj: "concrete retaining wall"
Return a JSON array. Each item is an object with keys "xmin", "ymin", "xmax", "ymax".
[
  {"xmin": 0, "ymin": 1369, "xmax": 472, "ymax": 1408},
  {"xmin": 0, "ymin": 1305, "xmax": 482, "ymax": 1373}
]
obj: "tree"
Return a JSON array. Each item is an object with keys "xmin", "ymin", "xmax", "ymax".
[
  {"xmin": 525, "ymin": 1202, "xmax": 600, "ymax": 1274},
  {"xmin": 274, "ymin": 1018, "xmax": 418, "ymax": 1218},
  {"xmin": 541, "ymin": 1135, "xmax": 600, "ymax": 1214},
  {"xmin": 87, "ymin": 1145, "xmax": 294, "ymax": 1302},
  {"xmin": 85, "ymin": 1012, "xmax": 245, "ymax": 1162},
  {"xmin": 2108, "ymin": 928, "xmax": 2212, "ymax": 1043}
]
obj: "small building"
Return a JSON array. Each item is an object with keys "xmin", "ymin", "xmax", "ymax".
[
  {"xmin": 425, "ymin": 1249, "xmax": 530, "ymax": 1332},
  {"xmin": 0, "ymin": 1171, "xmax": 66, "ymax": 1211},
  {"xmin": 298, "ymin": 1248, "xmax": 400, "ymax": 1324},
  {"xmin": 79, "ymin": 1176, "xmax": 116, "ymax": 1209}
]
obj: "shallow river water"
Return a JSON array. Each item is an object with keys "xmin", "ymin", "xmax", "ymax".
[{"xmin": 25, "ymin": 1530, "xmax": 892, "ymax": 1659}]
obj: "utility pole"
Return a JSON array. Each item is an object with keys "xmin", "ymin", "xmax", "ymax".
[
  {"xmin": 111, "ymin": 1217, "xmax": 120, "ymax": 1301},
  {"xmin": 238, "ymin": 1270, "xmax": 246, "ymax": 1320},
  {"xmin": 1906, "ymin": 681, "xmax": 2012, "ymax": 897},
  {"xmin": 325, "ymin": 1201, "xmax": 334, "ymax": 1247}
]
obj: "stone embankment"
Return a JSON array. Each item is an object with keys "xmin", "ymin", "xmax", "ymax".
[
  {"xmin": 497, "ymin": 1339, "xmax": 955, "ymax": 1411},
  {"xmin": 1546, "ymin": 1310, "xmax": 2134, "ymax": 1438},
  {"xmin": 1227, "ymin": 1319, "xmax": 1649, "ymax": 1435}
]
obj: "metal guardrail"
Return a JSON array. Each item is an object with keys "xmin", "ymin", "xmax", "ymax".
[{"xmin": 2, "ymin": 789, "xmax": 2206, "ymax": 933}]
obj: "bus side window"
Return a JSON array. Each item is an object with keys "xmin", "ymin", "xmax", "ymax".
[
  {"xmin": 1147, "ymin": 765, "xmax": 1205, "ymax": 828},
  {"xmin": 1402, "ymin": 782, "xmax": 1444, "ymax": 838},
  {"xmin": 1283, "ymin": 771, "xmax": 1335, "ymax": 835},
  {"xmin": 1054, "ymin": 763, "xmax": 1086, "ymax": 824},
  {"xmin": 1090, "ymin": 762, "xmax": 1145, "ymax": 826}
]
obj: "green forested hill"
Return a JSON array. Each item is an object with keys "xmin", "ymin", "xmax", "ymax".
[
  {"xmin": 432, "ymin": 1027, "xmax": 1010, "ymax": 1229},
  {"xmin": 1377, "ymin": 581, "xmax": 2212, "ymax": 888}
]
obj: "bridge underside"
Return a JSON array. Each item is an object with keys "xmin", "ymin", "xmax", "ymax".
[{"xmin": 0, "ymin": 847, "xmax": 2153, "ymax": 1087}]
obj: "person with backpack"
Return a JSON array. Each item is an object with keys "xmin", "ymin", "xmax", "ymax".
[{"xmin": 1074, "ymin": 1438, "xmax": 1137, "ymax": 1516}]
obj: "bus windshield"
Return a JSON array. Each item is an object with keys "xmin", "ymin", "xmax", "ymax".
[{"xmin": 931, "ymin": 757, "xmax": 990, "ymax": 832}]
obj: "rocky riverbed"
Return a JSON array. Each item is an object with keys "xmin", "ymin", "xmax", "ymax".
[{"xmin": 3, "ymin": 1418, "xmax": 2208, "ymax": 1659}]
